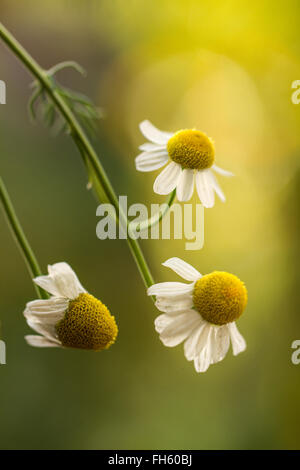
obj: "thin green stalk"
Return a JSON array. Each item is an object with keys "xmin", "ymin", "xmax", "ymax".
[
  {"xmin": 0, "ymin": 177, "xmax": 48, "ymax": 299},
  {"xmin": 130, "ymin": 190, "xmax": 176, "ymax": 233},
  {"xmin": 0, "ymin": 23, "xmax": 155, "ymax": 290}
]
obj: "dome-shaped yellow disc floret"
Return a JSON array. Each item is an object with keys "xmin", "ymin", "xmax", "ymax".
[
  {"xmin": 193, "ymin": 272, "xmax": 248, "ymax": 325},
  {"xmin": 167, "ymin": 129, "xmax": 215, "ymax": 170},
  {"xmin": 55, "ymin": 293, "xmax": 118, "ymax": 350}
]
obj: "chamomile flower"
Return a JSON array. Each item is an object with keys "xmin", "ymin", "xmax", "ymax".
[
  {"xmin": 135, "ymin": 120, "xmax": 234, "ymax": 208},
  {"xmin": 147, "ymin": 257, "xmax": 247, "ymax": 373},
  {"xmin": 24, "ymin": 262, "xmax": 118, "ymax": 350}
]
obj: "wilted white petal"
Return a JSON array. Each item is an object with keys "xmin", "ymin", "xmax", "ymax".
[
  {"xmin": 210, "ymin": 325, "xmax": 230, "ymax": 364},
  {"xmin": 26, "ymin": 318, "xmax": 59, "ymax": 343},
  {"xmin": 135, "ymin": 151, "xmax": 168, "ymax": 172},
  {"xmin": 184, "ymin": 322, "xmax": 206, "ymax": 361},
  {"xmin": 32, "ymin": 276, "xmax": 62, "ymax": 297},
  {"xmin": 212, "ymin": 164, "xmax": 234, "ymax": 177},
  {"xmin": 154, "ymin": 314, "xmax": 174, "ymax": 334},
  {"xmin": 195, "ymin": 170, "xmax": 215, "ymax": 208},
  {"xmin": 25, "ymin": 297, "xmax": 68, "ymax": 312},
  {"xmin": 194, "ymin": 326, "xmax": 214, "ymax": 372},
  {"xmin": 228, "ymin": 322, "xmax": 246, "ymax": 355},
  {"xmin": 155, "ymin": 295, "xmax": 193, "ymax": 314},
  {"xmin": 176, "ymin": 169, "xmax": 195, "ymax": 202},
  {"xmin": 148, "ymin": 281, "xmax": 194, "ymax": 297},
  {"xmin": 35, "ymin": 262, "xmax": 86, "ymax": 300},
  {"xmin": 158, "ymin": 310, "xmax": 202, "ymax": 347},
  {"xmin": 153, "ymin": 162, "xmax": 181, "ymax": 195},
  {"xmin": 194, "ymin": 322, "xmax": 211, "ymax": 356},
  {"xmin": 25, "ymin": 335, "xmax": 61, "ymax": 348},
  {"xmin": 139, "ymin": 120, "xmax": 173, "ymax": 145},
  {"xmin": 139, "ymin": 143, "xmax": 166, "ymax": 152},
  {"xmin": 24, "ymin": 297, "xmax": 68, "ymax": 322},
  {"xmin": 162, "ymin": 257, "xmax": 201, "ymax": 282}
]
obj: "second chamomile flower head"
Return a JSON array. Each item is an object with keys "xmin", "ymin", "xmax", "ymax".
[
  {"xmin": 24, "ymin": 262, "xmax": 118, "ymax": 350},
  {"xmin": 135, "ymin": 120, "xmax": 234, "ymax": 208},
  {"xmin": 148, "ymin": 257, "xmax": 247, "ymax": 373}
]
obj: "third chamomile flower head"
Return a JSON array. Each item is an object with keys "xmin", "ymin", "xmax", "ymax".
[
  {"xmin": 135, "ymin": 120, "xmax": 234, "ymax": 208},
  {"xmin": 147, "ymin": 257, "xmax": 247, "ymax": 373},
  {"xmin": 24, "ymin": 262, "xmax": 118, "ymax": 350}
]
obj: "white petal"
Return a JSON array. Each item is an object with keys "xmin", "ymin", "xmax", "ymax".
[
  {"xmin": 194, "ymin": 325, "xmax": 214, "ymax": 372},
  {"xmin": 148, "ymin": 281, "xmax": 194, "ymax": 297},
  {"xmin": 139, "ymin": 143, "xmax": 166, "ymax": 152},
  {"xmin": 139, "ymin": 120, "xmax": 173, "ymax": 145},
  {"xmin": 162, "ymin": 257, "xmax": 201, "ymax": 282},
  {"xmin": 210, "ymin": 325, "xmax": 230, "ymax": 364},
  {"xmin": 26, "ymin": 318, "xmax": 59, "ymax": 343},
  {"xmin": 176, "ymin": 169, "xmax": 195, "ymax": 202},
  {"xmin": 24, "ymin": 297, "xmax": 68, "ymax": 322},
  {"xmin": 212, "ymin": 164, "xmax": 234, "ymax": 177},
  {"xmin": 32, "ymin": 276, "xmax": 62, "ymax": 297},
  {"xmin": 25, "ymin": 297, "xmax": 68, "ymax": 312},
  {"xmin": 195, "ymin": 170, "xmax": 215, "ymax": 208},
  {"xmin": 153, "ymin": 162, "xmax": 181, "ymax": 195},
  {"xmin": 194, "ymin": 321, "xmax": 211, "ymax": 356},
  {"xmin": 34, "ymin": 262, "xmax": 86, "ymax": 300},
  {"xmin": 228, "ymin": 322, "xmax": 246, "ymax": 355},
  {"xmin": 206, "ymin": 170, "xmax": 226, "ymax": 202},
  {"xmin": 184, "ymin": 322, "xmax": 206, "ymax": 361},
  {"xmin": 158, "ymin": 310, "xmax": 202, "ymax": 347},
  {"xmin": 25, "ymin": 335, "xmax": 61, "ymax": 348},
  {"xmin": 154, "ymin": 314, "xmax": 174, "ymax": 334},
  {"xmin": 135, "ymin": 151, "xmax": 168, "ymax": 172},
  {"xmin": 155, "ymin": 294, "xmax": 193, "ymax": 314}
]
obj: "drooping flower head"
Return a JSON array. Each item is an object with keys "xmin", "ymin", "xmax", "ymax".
[
  {"xmin": 24, "ymin": 262, "xmax": 118, "ymax": 350},
  {"xmin": 136, "ymin": 120, "xmax": 234, "ymax": 208},
  {"xmin": 148, "ymin": 257, "xmax": 247, "ymax": 373}
]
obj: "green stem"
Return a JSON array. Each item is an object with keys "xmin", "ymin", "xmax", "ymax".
[
  {"xmin": 0, "ymin": 23, "xmax": 155, "ymax": 290},
  {"xmin": 130, "ymin": 190, "xmax": 176, "ymax": 232},
  {"xmin": 0, "ymin": 177, "xmax": 48, "ymax": 299}
]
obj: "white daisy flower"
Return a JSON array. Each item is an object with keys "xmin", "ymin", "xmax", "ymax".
[
  {"xmin": 24, "ymin": 262, "xmax": 118, "ymax": 350},
  {"xmin": 135, "ymin": 120, "xmax": 234, "ymax": 207},
  {"xmin": 147, "ymin": 257, "xmax": 247, "ymax": 373}
]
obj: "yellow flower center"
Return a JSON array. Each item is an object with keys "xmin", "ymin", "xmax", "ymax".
[
  {"xmin": 167, "ymin": 129, "xmax": 215, "ymax": 170},
  {"xmin": 193, "ymin": 272, "xmax": 247, "ymax": 325},
  {"xmin": 55, "ymin": 293, "xmax": 118, "ymax": 350}
]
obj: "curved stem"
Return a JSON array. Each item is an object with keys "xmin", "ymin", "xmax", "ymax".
[
  {"xmin": 0, "ymin": 177, "xmax": 48, "ymax": 299},
  {"xmin": 130, "ymin": 190, "xmax": 176, "ymax": 232},
  {"xmin": 0, "ymin": 23, "xmax": 155, "ymax": 290}
]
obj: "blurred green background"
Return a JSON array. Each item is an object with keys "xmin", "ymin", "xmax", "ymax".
[{"xmin": 0, "ymin": 0, "xmax": 299, "ymax": 450}]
